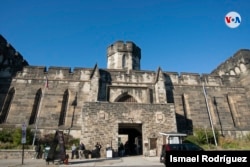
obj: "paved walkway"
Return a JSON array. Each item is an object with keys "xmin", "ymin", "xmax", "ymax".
[{"xmin": 0, "ymin": 156, "xmax": 164, "ymax": 167}]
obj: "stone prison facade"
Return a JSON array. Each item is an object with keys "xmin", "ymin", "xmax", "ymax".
[{"xmin": 0, "ymin": 34, "xmax": 250, "ymax": 156}]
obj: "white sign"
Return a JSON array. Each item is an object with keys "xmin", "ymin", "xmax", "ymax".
[
  {"xmin": 106, "ymin": 150, "xmax": 112, "ymax": 158},
  {"xmin": 21, "ymin": 123, "xmax": 26, "ymax": 144}
]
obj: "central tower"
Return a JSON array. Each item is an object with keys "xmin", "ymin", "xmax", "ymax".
[{"xmin": 107, "ymin": 41, "xmax": 141, "ymax": 70}]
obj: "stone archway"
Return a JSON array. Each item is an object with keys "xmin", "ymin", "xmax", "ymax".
[{"xmin": 118, "ymin": 123, "xmax": 142, "ymax": 156}]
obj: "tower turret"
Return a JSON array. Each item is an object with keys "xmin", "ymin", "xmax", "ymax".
[{"xmin": 107, "ymin": 41, "xmax": 141, "ymax": 70}]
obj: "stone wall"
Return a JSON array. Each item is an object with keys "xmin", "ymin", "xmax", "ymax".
[
  {"xmin": 107, "ymin": 41, "xmax": 141, "ymax": 70},
  {"xmin": 1, "ymin": 35, "xmax": 250, "ymax": 152},
  {"xmin": 0, "ymin": 149, "xmax": 72, "ymax": 159},
  {"xmin": 81, "ymin": 102, "xmax": 176, "ymax": 156},
  {"xmin": 0, "ymin": 35, "xmax": 28, "ymax": 123},
  {"xmin": 0, "ymin": 35, "xmax": 28, "ymax": 78},
  {"xmin": 211, "ymin": 49, "xmax": 250, "ymax": 76},
  {"xmin": 0, "ymin": 149, "xmax": 35, "ymax": 159},
  {"xmin": 172, "ymin": 84, "xmax": 250, "ymax": 134},
  {"xmin": 2, "ymin": 63, "xmax": 250, "ymax": 138}
]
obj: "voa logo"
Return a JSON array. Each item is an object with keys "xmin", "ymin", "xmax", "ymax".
[{"xmin": 225, "ymin": 11, "xmax": 241, "ymax": 28}]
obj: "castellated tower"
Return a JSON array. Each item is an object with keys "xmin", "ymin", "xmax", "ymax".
[{"xmin": 107, "ymin": 41, "xmax": 141, "ymax": 70}]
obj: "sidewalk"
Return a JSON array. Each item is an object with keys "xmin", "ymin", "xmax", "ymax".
[{"xmin": 0, "ymin": 156, "xmax": 163, "ymax": 167}]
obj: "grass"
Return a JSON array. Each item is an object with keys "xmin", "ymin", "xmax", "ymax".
[
  {"xmin": 185, "ymin": 128, "xmax": 250, "ymax": 151},
  {"xmin": 200, "ymin": 136, "xmax": 250, "ymax": 150}
]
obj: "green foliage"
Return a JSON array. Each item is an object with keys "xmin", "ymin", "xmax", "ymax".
[
  {"xmin": 63, "ymin": 134, "xmax": 79, "ymax": 149},
  {"xmin": 39, "ymin": 132, "xmax": 79, "ymax": 150},
  {"xmin": 12, "ymin": 127, "xmax": 33, "ymax": 145},
  {"xmin": 0, "ymin": 128, "xmax": 13, "ymax": 143},
  {"xmin": 0, "ymin": 128, "xmax": 80, "ymax": 149},
  {"xmin": 219, "ymin": 136, "xmax": 239, "ymax": 149},
  {"xmin": 217, "ymin": 135, "xmax": 250, "ymax": 150},
  {"xmin": 245, "ymin": 133, "xmax": 250, "ymax": 142},
  {"xmin": 184, "ymin": 135, "xmax": 199, "ymax": 145},
  {"xmin": 0, "ymin": 127, "xmax": 33, "ymax": 149},
  {"xmin": 184, "ymin": 127, "xmax": 219, "ymax": 147},
  {"xmin": 185, "ymin": 129, "xmax": 250, "ymax": 150},
  {"xmin": 193, "ymin": 127, "xmax": 219, "ymax": 145}
]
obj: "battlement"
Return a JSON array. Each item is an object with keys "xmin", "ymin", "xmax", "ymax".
[
  {"xmin": 0, "ymin": 34, "xmax": 7, "ymax": 45},
  {"xmin": 162, "ymin": 71, "xmax": 239, "ymax": 87},
  {"xmin": 0, "ymin": 34, "xmax": 28, "ymax": 77},
  {"xmin": 16, "ymin": 66, "xmax": 94, "ymax": 81},
  {"xmin": 211, "ymin": 49, "xmax": 250, "ymax": 76},
  {"xmin": 107, "ymin": 40, "xmax": 141, "ymax": 58}
]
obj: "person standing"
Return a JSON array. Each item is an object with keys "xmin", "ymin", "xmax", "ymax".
[
  {"xmin": 34, "ymin": 144, "xmax": 41, "ymax": 159},
  {"xmin": 95, "ymin": 142, "xmax": 102, "ymax": 158},
  {"xmin": 119, "ymin": 143, "xmax": 125, "ymax": 157},
  {"xmin": 71, "ymin": 144, "xmax": 76, "ymax": 159},
  {"xmin": 79, "ymin": 142, "xmax": 85, "ymax": 159},
  {"xmin": 43, "ymin": 144, "xmax": 50, "ymax": 160}
]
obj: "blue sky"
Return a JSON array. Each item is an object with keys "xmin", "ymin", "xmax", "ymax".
[{"xmin": 1, "ymin": 0, "xmax": 250, "ymax": 74}]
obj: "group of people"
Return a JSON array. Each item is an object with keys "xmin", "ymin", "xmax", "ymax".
[
  {"xmin": 34, "ymin": 142, "xmax": 103, "ymax": 160},
  {"xmin": 118, "ymin": 141, "xmax": 141, "ymax": 156},
  {"xmin": 71, "ymin": 142, "xmax": 102, "ymax": 159},
  {"xmin": 33, "ymin": 143, "xmax": 50, "ymax": 159},
  {"xmin": 71, "ymin": 142, "xmax": 85, "ymax": 159}
]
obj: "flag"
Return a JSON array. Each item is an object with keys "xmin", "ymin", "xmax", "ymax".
[{"xmin": 45, "ymin": 76, "xmax": 48, "ymax": 88}]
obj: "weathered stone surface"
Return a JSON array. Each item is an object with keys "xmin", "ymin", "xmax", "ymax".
[{"xmin": 1, "ymin": 36, "xmax": 250, "ymax": 156}]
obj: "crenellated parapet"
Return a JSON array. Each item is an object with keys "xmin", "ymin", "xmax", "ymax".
[
  {"xmin": 107, "ymin": 41, "xmax": 141, "ymax": 58},
  {"xmin": 0, "ymin": 35, "xmax": 28, "ymax": 77},
  {"xmin": 16, "ymin": 66, "xmax": 94, "ymax": 81},
  {"xmin": 107, "ymin": 41, "xmax": 141, "ymax": 70},
  {"xmin": 163, "ymin": 71, "xmax": 239, "ymax": 87},
  {"xmin": 211, "ymin": 49, "xmax": 250, "ymax": 76}
]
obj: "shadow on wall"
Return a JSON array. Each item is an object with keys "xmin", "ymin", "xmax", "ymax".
[
  {"xmin": 0, "ymin": 35, "xmax": 28, "ymax": 124},
  {"xmin": 164, "ymin": 73, "xmax": 174, "ymax": 104},
  {"xmin": 164, "ymin": 73, "xmax": 193, "ymax": 134},
  {"xmin": 176, "ymin": 113, "xmax": 193, "ymax": 135},
  {"xmin": 98, "ymin": 69, "xmax": 112, "ymax": 102}
]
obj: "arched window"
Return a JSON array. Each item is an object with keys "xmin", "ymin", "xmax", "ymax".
[
  {"xmin": 0, "ymin": 87, "xmax": 15, "ymax": 123},
  {"xmin": 29, "ymin": 89, "xmax": 42, "ymax": 125},
  {"xmin": 117, "ymin": 94, "xmax": 137, "ymax": 103},
  {"xmin": 59, "ymin": 89, "xmax": 69, "ymax": 126},
  {"xmin": 122, "ymin": 54, "xmax": 127, "ymax": 68}
]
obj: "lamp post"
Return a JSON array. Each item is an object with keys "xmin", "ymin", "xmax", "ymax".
[{"xmin": 202, "ymin": 83, "xmax": 218, "ymax": 147}]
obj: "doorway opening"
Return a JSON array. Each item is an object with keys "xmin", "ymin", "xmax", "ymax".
[{"xmin": 118, "ymin": 123, "xmax": 142, "ymax": 156}]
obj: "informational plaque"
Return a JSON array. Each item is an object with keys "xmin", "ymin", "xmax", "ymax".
[
  {"xmin": 21, "ymin": 123, "xmax": 26, "ymax": 144},
  {"xmin": 106, "ymin": 150, "xmax": 112, "ymax": 158}
]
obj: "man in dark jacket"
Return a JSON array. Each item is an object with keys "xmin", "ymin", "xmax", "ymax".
[{"xmin": 79, "ymin": 142, "xmax": 85, "ymax": 159}]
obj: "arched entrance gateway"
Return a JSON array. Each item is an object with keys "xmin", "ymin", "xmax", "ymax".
[
  {"xmin": 82, "ymin": 94, "xmax": 176, "ymax": 157},
  {"xmin": 117, "ymin": 94, "xmax": 143, "ymax": 156},
  {"xmin": 118, "ymin": 123, "xmax": 142, "ymax": 156}
]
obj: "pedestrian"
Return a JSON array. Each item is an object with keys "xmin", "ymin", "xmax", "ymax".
[
  {"xmin": 79, "ymin": 142, "xmax": 85, "ymax": 159},
  {"xmin": 125, "ymin": 141, "xmax": 129, "ymax": 155},
  {"xmin": 95, "ymin": 142, "xmax": 102, "ymax": 151},
  {"xmin": 44, "ymin": 144, "xmax": 50, "ymax": 160},
  {"xmin": 71, "ymin": 144, "xmax": 76, "ymax": 159},
  {"xmin": 118, "ymin": 142, "xmax": 125, "ymax": 157},
  {"xmin": 95, "ymin": 142, "xmax": 102, "ymax": 158},
  {"xmin": 34, "ymin": 144, "xmax": 41, "ymax": 159}
]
